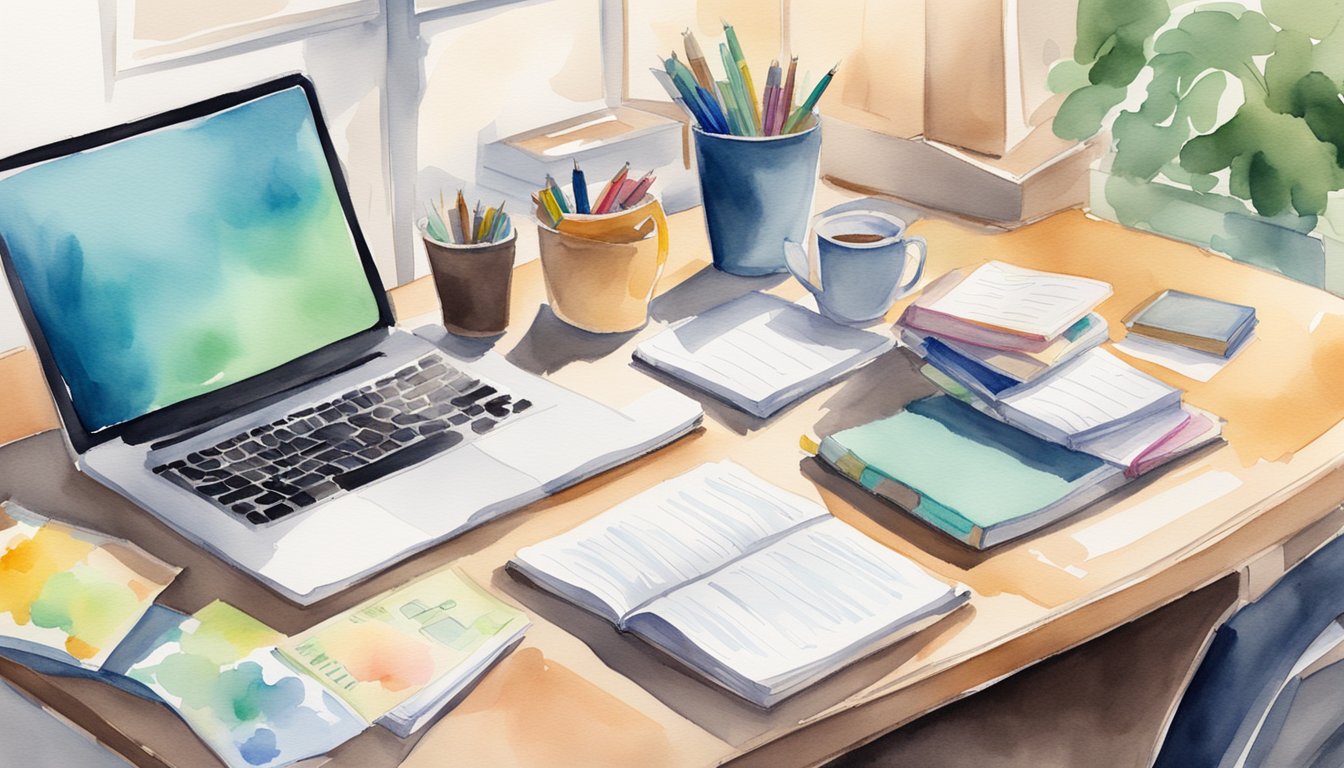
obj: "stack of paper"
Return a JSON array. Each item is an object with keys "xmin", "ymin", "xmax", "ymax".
[
  {"xmin": 510, "ymin": 461, "xmax": 968, "ymax": 706},
  {"xmin": 634, "ymin": 292, "xmax": 895, "ymax": 418},
  {"xmin": 900, "ymin": 263, "xmax": 1222, "ymax": 477}
]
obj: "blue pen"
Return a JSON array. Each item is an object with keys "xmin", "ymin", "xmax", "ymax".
[
  {"xmin": 572, "ymin": 159, "xmax": 590, "ymax": 214},
  {"xmin": 651, "ymin": 67, "xmax": 714, "ymax": 131},
  {"xmin": 695, "ymin": 84, "xmax": 730, "ymax": 134}
]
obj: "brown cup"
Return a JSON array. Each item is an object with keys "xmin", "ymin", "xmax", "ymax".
[
  {"xmin": 536, "ymin": 195, "xmax": 669, "ymax": 334},
  {"xmin": 420, "ymin": 219, "xmax": 515, "ymax": 337}
]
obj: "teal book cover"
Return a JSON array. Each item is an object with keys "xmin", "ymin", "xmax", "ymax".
[{"xmin": 817, "ymin": 395, "xmax": 1126, "ymax": 548}]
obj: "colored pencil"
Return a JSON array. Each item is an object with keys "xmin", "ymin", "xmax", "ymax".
[
  {"xmin": 663, "ymin": 56, "xmax": 716, "ymax": 131},
  {"xmin": 622, "ymin": 172, "xmax": 655, "ymax": 207},
  {"xmin": 720, "ymin": 43, "xmax": 755, "ymax": 136},
  {"xmin": 487, "ymin": 202, "xmax": 508, "ymax": 241},
  {"xmin": 783, "ymin": 64, "xmax": 838, "ymax": 133},
  {"xmin": 762, "ymin": 60, "xmax": 781, "ymax": 136},
  {"xmin": 457, "ymin": 191, "xmax": 473, "ymax": 244},
  {"xmin": 682, "ymin": 29, "xmax": 715, "ymax": 92},
  {"xmin": 649, "ymin": 67, "xmax": 702, "ymax": 125},
  {"xmin": 572, "ymin": 159, "xmax": 590, "ymax": 214},
  {"xmin": 717, "ymin": 79, "xmax": 743, "ymax": 136},
  {"xmin": 592, "ymin": 163, "xmax": 630, "ymax": 215},
  {"xmin": 425, "ymin": 202, "xmax": 451, "ymax": 242},
  {"xmin": 545, "ymin": 174, "xmax": 569, "ymax": 214},
  {"xmin": 538, "ymin": 189, "xmax": 563, "ymax": 227},
  {"xmin": 694, "ymin": 83, "xmax": 730, "ymax": 134},
  {"xmin": 723, "ymin": 21, "xmax": 761, "ymax": 133},
  {"xmin": 470, "ymin": 201, "xmax": 483, "ymax": 244},
  {"xmin": 779, "ymin": 57, "xmax": 799, "ymax": 133}
]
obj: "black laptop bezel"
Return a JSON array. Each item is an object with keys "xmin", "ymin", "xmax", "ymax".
[{"xmin": 0, "ymin": 73, "xmax": 397, "ymax": 455}]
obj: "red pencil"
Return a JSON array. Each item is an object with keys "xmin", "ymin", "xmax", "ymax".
[
  {"xmin": 618, "ymin": 171, "xmax": 656, "ymax": 208},
  {"xmin": 592, "ymin": 163, "xmax": 630, "ymax": 214}
]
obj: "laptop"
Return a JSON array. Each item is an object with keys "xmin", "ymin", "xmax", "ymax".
[{"xmin": 0, "ymin": 74, "xmax": 702, "ymax": 605}]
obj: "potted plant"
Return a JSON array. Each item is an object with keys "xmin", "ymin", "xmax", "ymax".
[{"xmin": 1051, "ymin": 0, "xmax": 1344, "ymax": 292}]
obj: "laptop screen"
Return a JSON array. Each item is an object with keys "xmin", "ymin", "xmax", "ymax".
[{"xmin": 0, "ymin": 84, "xmax": 383, "ymax": 435}]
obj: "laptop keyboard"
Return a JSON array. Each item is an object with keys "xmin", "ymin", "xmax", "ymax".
[{"xmin": 152, "ymin": 354, "xmax": 534, "ymax": 526}]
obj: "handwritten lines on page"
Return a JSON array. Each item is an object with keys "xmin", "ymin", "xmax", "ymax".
[
  {"xmin": 998, "ymin": 348, "xmax": 1180, "ymax": 440},
  {"xmin": 634, "ymin": 292, "xmax": 892, "ymax": 412},
  {"xmin": 925, "ymin": 262, "xmax": 1113, "ymax": 339},
  {"xmin": 632, "ymin": 518, "xmax": 956, "ymax": 686},
  {"xmin": 513, "ymin": 462, "xmax": 827, "ymax": 621}
]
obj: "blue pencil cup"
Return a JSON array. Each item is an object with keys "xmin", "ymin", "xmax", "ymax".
[{"xmin": 693, "ymin": 118, "xmax": 822, "ymax": 276}]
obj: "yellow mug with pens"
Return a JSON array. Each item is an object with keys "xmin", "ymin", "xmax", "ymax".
[{"xmin": 534, "ymin": 164, "xmax": 669, "ymax": 334}]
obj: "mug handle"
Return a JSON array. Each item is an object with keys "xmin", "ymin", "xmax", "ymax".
[
  {"xmin": 639, "ymin": 199, "xmax": 670, "ymax": 302},
  {"xmin": 897, "ymin": 236, "xmax": 927, "ymax": 295}
]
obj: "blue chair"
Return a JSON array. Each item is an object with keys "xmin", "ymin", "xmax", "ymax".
[{"xmin": 1156, "ymin": 529, "xmax": 1344, "ymax": 767}]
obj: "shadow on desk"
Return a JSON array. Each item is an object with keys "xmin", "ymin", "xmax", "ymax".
[
  {"xmin": 506, "ymin": 305, "xmax": 640, "ymax": 375},
  {"xmin": 648, "ymin": 265, "xmax": 787, "ymax": 325},
  {"xmin": 493, "ymin": 566, "xmax": 975, "ymax": 748}
]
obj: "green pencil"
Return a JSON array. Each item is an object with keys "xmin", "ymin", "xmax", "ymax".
[
  {"xmin": 783, "ymin": 64, "xmax": 837, "ymax": 133},
  {"xmin": 722, "ymin": 21, "xmax": 761, "ymax": 133},
  {"xmin": 719, "ymin": 43, "xmax": 755, "ymax": 136},
  {"xmin": 717, "ymin": 79, "xmax": 744, "ymax": 136}
]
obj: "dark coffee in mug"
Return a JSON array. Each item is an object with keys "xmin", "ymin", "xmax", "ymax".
[{"xmin": 830, "ymin": 233, "xmax": 886, "ymax": 244}]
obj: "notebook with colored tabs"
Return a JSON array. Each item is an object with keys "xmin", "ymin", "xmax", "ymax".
[{"xmin": 816, "ymin": 395, "xmax": 1128, "ymax": 549}]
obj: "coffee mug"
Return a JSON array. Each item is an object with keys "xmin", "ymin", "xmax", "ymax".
[
  {"xmin": 537, "ymin": 194, "xmax": 669, "ymax": 334},
  {"xmin": 783, "ymin": 209, "xmax": 926, "ymax": 324}
]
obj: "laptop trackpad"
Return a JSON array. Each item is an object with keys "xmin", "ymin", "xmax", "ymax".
[
  {"xmin": 358, "ymin": 445, "xmax": 539, "ymax": 537},
  {"xmin": 257, "ymin": 495, "xmax": 425, "ymax": 600}
]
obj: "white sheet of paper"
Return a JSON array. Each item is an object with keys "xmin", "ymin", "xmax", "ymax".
[
  {"xmin": 513, "ymin": 461, "xmax": 828, "ymax": 620},
  {"xmin": 998, "ymin": 348, "xmax": 1181, "ymax": 437},
  {"xmin": 1112, "ymin": 333, "xmax": 1252, "ymax": 382},
  {"xmin": 634, "ymin": 517, "xmax": 957, "ymax": 687},
  {"xmin": 922, "ymin": 261, "xmax": 1113, "ymax": 339}
]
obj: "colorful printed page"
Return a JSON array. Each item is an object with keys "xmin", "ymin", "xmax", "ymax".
[
  {"xmin": 0, "ymin": 501, "xmax": 180, "ymax": 669},
  {"xmin": 279, "ymin": 567, "xmax": 529, "ymax": 723},
  {"xmin": 128, "ymin": 601, "xmax": 366, "ymax": 768}
]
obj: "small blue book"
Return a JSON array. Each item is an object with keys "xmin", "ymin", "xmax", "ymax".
[
  {"xmin": 1124, "ymin": 290, "xmax": 1256, "ymax": 357},
  {"xmin": 816, "ymin": 395, "xmax": 1127, "ymax": 548}
]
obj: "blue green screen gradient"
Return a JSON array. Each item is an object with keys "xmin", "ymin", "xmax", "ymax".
[{"xmin": 0, "ymin": 87, "xmax": 381, "ymax": 432}]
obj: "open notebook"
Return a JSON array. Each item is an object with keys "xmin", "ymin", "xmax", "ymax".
[{"xmin": 509, "ymin": 461, "xmax": 969, "ymax": 707}]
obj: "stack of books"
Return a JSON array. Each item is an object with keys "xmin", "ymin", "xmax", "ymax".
[
  {"xmin": 898, "ymin": 262, "xmax": 1222, "ymax": 478},
  {"xmin": 810, "ymin": 263, "xmax": 1227, "ymax": 549}
]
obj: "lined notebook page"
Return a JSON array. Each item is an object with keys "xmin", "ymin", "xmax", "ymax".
[
  {"xmin": 512, "ymin": 461, "xmax": 827, "ymax": 622},
  {"xmin": 924, "ymin": 262, "xmax": 1112, "ymax": 339},
  {"xmin": 635, "ymin": 292, "xmax": 892, "ymax": 404},
  {"xmin": 998, "ymin": 348, "xmax": 1181, "ymax": 438},
  {"xmin": 631, "ymin": 517, "xmax": 957, "ymax": 688}
]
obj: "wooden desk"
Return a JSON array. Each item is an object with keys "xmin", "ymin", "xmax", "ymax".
[{"xmin": 3, "ymin": 185, "xmax": 1344, "ymax": 768}]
